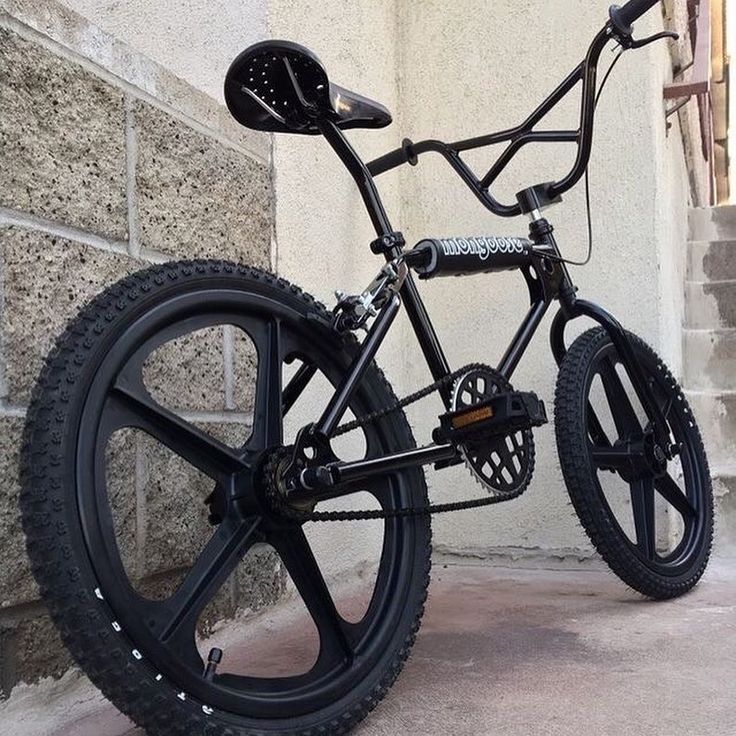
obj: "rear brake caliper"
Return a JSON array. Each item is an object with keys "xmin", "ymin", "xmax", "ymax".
[{"xmin": 333, "ymin": 259, "xmax": 408, "ymax": 332}]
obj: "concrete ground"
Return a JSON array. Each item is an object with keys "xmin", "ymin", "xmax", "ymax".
[{"xmin": 4, "ymin": 558, "xmax": 736, "ymax": 736}]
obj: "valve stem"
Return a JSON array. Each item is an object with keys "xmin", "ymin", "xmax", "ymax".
[{"xmin": 204, "ymin": 647, "xmax": 223, "ymax": 681}]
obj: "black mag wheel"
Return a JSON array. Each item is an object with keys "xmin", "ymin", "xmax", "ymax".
[
  {"xmin": 555, "ymin": 327, "xmax": 714, "ymax": 599},
  {"xmin": 20, "ymin": 260, "xmax": 431, "ymax": 736}
]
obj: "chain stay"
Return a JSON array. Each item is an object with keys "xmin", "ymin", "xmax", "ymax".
[{"xmin": 270, "ymin": 362, "xmax": 531, "ymax": 523}]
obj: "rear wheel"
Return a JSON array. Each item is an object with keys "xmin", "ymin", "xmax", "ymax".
[
  {"xmin": 21, "ymin": 260, "xmax": 431, "ymax": 735},
  {"xmin": 555, "ymin": 328, "xmax": 713, "ymax": 599}
]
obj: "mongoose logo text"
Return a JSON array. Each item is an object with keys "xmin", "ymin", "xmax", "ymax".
[{"xmin": 439, "ymin": 236, "xmax": 530, "ymax": 261}]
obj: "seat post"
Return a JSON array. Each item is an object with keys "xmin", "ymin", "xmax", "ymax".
[{"xmin": 317, "ymin": 118, "xmax": 394, "ymax": 237}]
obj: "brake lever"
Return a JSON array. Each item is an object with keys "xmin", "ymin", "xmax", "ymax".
[{"xmin": 621, "ymin": 30, "xmax": 679, "ymax": 50}]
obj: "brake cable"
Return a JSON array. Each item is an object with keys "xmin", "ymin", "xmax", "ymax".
[{"xmin": 545, "ymin": 48, "xmax": 625, "ymax": 268}]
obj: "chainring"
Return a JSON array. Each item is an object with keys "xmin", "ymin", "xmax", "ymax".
[{"xmin": 452, "ymin": 366, "xmax": 535, "ymax": 497}]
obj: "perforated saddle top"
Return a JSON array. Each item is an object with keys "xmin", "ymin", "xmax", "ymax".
[{"xmin": 224, "ymin": 40, "xmax": 392, "ymax": 135}]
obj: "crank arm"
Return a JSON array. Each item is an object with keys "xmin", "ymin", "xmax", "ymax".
[{"xmin": 286, "ymin": 442, "xmax": 459, "ymax": 505}]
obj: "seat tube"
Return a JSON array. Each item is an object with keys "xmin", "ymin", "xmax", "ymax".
[
  {"xmin": 318, "ymin": 118, "xmax": 394, "ymax": 237},
  {"xmin": 399, "ymin": 272, "xmax": 453, "ymax": 406},
  {"xmin": 317, "ymin": 120, "xmax": 452, "ymax": 404},
  {"xmin": 315, "ymin": 293, "xmax": 401, "ymax": 436}
]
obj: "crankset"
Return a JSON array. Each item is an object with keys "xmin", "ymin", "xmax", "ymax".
[
  {"xmin": 261, "ymin": 364, "xmax": 545, "ymax": 523},
  {"xmin": 443, "ymin": 366, "xmax": 545, "ymax": 497}
]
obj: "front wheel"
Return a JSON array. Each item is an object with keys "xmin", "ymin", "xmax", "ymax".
[{"xmin": 555, "ymin": 327, "xmax": 714, "ymax": 599}]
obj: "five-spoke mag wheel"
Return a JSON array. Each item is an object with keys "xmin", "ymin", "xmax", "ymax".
[
  {"xmin": 555, "ymin": 327, "xmax": 714, "ymax": 599},
  {"xmin": 21, "ymin": 261, "xmax": 431, "ymax": 736}
]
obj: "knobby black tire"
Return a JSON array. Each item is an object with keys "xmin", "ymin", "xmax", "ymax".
[
  {"xmin": 554, "ymin": 327, "xmax": 714, "ymax": 599},
  {"xmin": 20, "ymin": 259, "xmax": 431, "ymax": 736}
]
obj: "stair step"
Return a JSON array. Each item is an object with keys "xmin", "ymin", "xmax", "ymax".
[
  {"xmin": 689, "ymin": 205, "xmax": 736, "ymax": 242},
  {"xmin": 683, "ymin": 328, "xmax": 736, "ymax": 391},
  {"xmin": 684, "ymin": 280, "xmax": 736, "ymax": 328},
  {"xmin": 684, "ymin": 389, "xmax": 736, "ymax": 468},
  {"xmin": 712, "ymin": 471, "xmax": 736, "ymax": 556},
  {"xmin": 688, "ymin": 240, "xmax": 736, "ymax": 281}
]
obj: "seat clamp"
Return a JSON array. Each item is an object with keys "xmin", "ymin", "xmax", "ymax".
[{"xmin": 370, "ymin": 231, "xmax": 406, "ymax": 255}]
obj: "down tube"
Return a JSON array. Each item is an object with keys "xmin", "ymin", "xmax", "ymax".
[{"xmin": 497, "ymin": 299, "xmax": 550, "ymax": 380}]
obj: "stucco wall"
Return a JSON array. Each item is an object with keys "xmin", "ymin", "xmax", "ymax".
[
  {"xmin": 52, "ymin": 0, "xmax": 692, "ymax": 564},
  {"xmin": 269, "ymin": 0, "xmax": 690, "ymax": 560}
]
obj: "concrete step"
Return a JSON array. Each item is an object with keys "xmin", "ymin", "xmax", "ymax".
[
  {"xmin": 688, "ymin": 240, "xmax": 736, "ymax": 282},
  {"xmin": 683, "ymin": 328, "xmax": 736, "ymax": 391},
  {"xmin": 684, "ymin": 280, "xmax": 736, "ymax": 328},
  {"xmin": 685, "ymin": 389, "xmax": 736, "ymax": 468},
  {"xmin": 690, "ymin": 205, "xmax": 736, "ymax": 242},
  {"xmin": 713, "ymin": 469, "xmax": 736, "ymax": 556}
]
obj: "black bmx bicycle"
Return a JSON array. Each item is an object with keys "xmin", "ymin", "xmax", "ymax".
[{"xmin": 21, "ymin": 2, "xmax": 714, "ymax": 734}]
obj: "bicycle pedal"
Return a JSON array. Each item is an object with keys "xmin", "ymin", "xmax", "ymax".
[{"xmin": 433, "ymin": 391, "xmax": 547, "ymax": 445}]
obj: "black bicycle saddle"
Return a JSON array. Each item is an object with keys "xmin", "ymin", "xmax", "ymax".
[{"xmin": 224, "ymin": 40, "xmax": 392, "ymax": 135}]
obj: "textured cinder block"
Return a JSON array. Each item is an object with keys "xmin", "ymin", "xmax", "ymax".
[
  {"xmin": 105, "ymin": 428, "xmax": 139, "ymax": 580},
  {"xmin": 134, "ymin": 101, "xmax": 272, "ymax": 265},
  {"xmin": 685, "ymin": 389, "xmax": 736, "ymax": 468},
  {"xmin": 0, "ymin": 29, "xmax": 127, "ymax": 238},
  {"xmin": 198, "ymin": 580, "xmax": 239, "ymax": 637},
  {"xmin": 234, "ymin": 545, "xmax": 287, "ymax": 614},
  {"xmin": 140, "ymin": 422, "xmax": 247, "ymax": 576},
  {"xmin": 138, "ymin": 431, "xmax": 213, "ymax": 576},
  {"xmin": 0, "ymin": 612, "xmax": 74, "ymax": 695},
  {"xmin": 0, "ymin": 417, "xmax": 38, "ymax": 608},
  {"xmin": 231, "ymin": 326, "xmax": 258, "ymax": 415},
  {"xmin": 135, "ymin": 569, "xmax": 186, "ymax": 601},
  {"xmin": 1, "ymin": 227, "xmax": 141, "ymax": 403},
  {"xmin": 138, "ymin": 421, "xmax": 284, "ymax": 620},
  {"xmin": 684, "ymin": 280, "xmax": 736, "ymax": 329},
  {"xmin": 142, "ymin": 326, "xmax": 228, "ymax": 412},
  {"xmin": 688, "ymin": 241, "xmax": 736, "ymax": 282},
  {"xmin": 689, "ymin": 206, "xmax": 736, "ymax": 242},
  {"xmin": 683, "ymin": 329, "xmax": 736, "ymax": 391}
]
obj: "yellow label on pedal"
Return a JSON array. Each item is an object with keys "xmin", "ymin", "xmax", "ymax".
[{"xmin": 451, "ymin": 405, "xmax": 494, "ymax": 429}]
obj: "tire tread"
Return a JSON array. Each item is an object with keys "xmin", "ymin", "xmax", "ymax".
[{"xmin": 554, "ymin": 327, "xmax": 713, "ymax": 600}]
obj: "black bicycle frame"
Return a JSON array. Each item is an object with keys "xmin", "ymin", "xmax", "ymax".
[{"xmin": 286, "ymin": 17, "xmax": 674, "ymax": 503}]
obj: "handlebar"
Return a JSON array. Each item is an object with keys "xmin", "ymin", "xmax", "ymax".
[
  {"xmin": 366, "ymin": 2, "xmax": 665, "ymax": 218},
  {"xmin": 612, "ymin": 0, "xmax": 660, "ymax": 31},
  {"xmin": 369, "ymin": 139, "xmax": 417, "ymax": 176}
]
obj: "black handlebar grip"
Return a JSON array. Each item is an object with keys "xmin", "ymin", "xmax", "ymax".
[
  {"xmin": 612, "ymin": 0, "xmax": 660, "ymax": 30},
  {"xmin": 367, "ymin": 138, "xmax": 418, "ymax": 176}
]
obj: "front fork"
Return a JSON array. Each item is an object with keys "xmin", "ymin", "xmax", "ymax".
[
  {"xmin": 526, "ymin": 213, "xmax": 673, "ymax": 455},
  {"xmin": 549, "ymin": 299, "xmax": 674, "ymax": 453}
]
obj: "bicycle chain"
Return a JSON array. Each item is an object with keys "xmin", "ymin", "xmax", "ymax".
[
  {"xmin": 331, "ymin": 362, "xmax": 490, "ymax": 438},
  {"xmin": 265, "ymin": 362, "xmax": 530, "ymax": 523}
]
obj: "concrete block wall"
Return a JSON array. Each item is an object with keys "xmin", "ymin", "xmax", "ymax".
[{"xmin": 0, "ymin": 4, "xmax": 282, "ymax": 697}]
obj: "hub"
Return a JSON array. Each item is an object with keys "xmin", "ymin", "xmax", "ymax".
[{"xmin": 612, "ymin": 430, "xmax": 669, "ymax": 483}]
